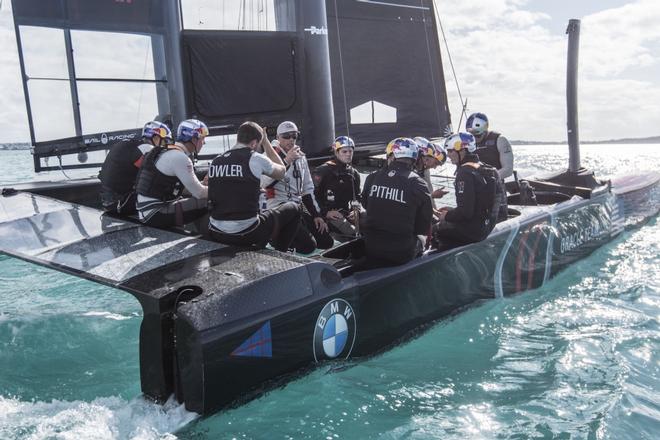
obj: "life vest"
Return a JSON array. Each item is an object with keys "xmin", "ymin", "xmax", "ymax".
[
  {"xmin": 476, "ymin": 163, "xmax": 500, "ymax": 229},
  {"xmin": 208, "ymin": 147, "xmax": 261, "ymax": 221},
  {"xmin": 313, "ymin": 160, "xmax": 359, "ymax": 214},
  {"xmin": 446, "ymin": 162, "xmax": 497, "ymax": 242},
  {"xmin": 363, "ymin": 162, "xmax": 431, "ymax": 264},
  {"xmin": 475, "ymin": 131, "xmax": 502, "ymax": 170},
  {"xmin": 99, "ymin": 143, "xmax": 145, "ymax": 195},
  {"xmin": 135, "ymin": 146, "xmax": 182, "ymax": 201},
  {"xmin": 364, "ymin": 163, "xmax": 418, "ymax": 239}
]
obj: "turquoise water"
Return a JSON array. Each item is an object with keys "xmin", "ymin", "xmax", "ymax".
[{"xmin": 0, "ymin": 145, "xmax": 658, "ymax": 439}]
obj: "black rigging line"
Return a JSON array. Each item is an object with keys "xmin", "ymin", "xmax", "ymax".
[{"xmin": 432, "ymin": 0, "xmax": 467, "ymax": 132}]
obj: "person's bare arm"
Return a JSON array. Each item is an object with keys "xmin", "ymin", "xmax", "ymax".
[
  {"xmin": 266, "ymin": 163, "xmax": 286, "ymax": 180},
  {"xmin": 497, "ymin": 135, "xmax": 514, "ymax": 179},
  {"xmin": 261, "ymin": 128, "xmax": 284, "ymax": 166}
]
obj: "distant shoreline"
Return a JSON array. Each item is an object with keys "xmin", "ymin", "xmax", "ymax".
[
  {"xmin": 511, "ymin": 136, "xmax": 660, "ymax": 145},
  {"xmin": 0, "ymin": 143, "xmax": 30, "ymax": 151}
]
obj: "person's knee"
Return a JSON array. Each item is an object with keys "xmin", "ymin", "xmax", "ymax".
[
  {"xmin": 295, "ymin": 240, "xmax": 316, "ymax": 254},
  {"xmin": 316, "ymin": 233, "xmax": 335, "ymax": 249}
]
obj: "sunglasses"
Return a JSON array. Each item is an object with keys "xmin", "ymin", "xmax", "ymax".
[{"xmin": 280, "ymin": 132, "xmax": 298, "ymax": 140}]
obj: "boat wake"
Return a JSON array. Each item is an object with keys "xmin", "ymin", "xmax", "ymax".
[{"xmin": 0, "ymin": 394, "xmax": 197, "ymax": 440}]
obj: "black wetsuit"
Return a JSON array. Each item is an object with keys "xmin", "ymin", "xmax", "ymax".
[
  {"xmin": 313, "ymin": 160, "xmax": 361, "ymax": 240},
  {"xmin": 476, "ymin": 131, "xmax": 509, "ymax": 222},
  {"xmin": 99, "ymin": 142, "xmax": 147, "ymax": 214},
  {"xmin": 361, "ymin": 161, "xmax": 433, "ymax": 267},
  {"xmin": 434, "ymin": 154, "xmax": 497, "ymax": 244},
  {"xmin": 313, "ymin": 160, "xmax": 361, "ymax": 216}
]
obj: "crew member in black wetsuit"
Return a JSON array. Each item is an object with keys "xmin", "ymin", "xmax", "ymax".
[
  {"xmin": 433, "ymin": 132, "xmax": 498, "ymax": 246},
  {"xmin": 466, "ymin": 112, "xmax": 512, "ymax": 221},
  {"xmin": 207, "ymin": 121, "xmax": 301, "ymax": 251},
  {"xmin": 313, "ymin": 136, "xmax": 361, "ymax": 241},
  {"xmin": 361, "ymin": 137, "xmax": 433, "ymax": 267},
  {"xmin": 135, "ymin": 119, "xmax": 209, "ymax": 229},
  {"xmin": 99, "ymin": 121, "xmax": 171, "ymax": 215}
]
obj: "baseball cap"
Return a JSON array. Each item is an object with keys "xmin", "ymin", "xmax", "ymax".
[{"xmin": 276, "ymin": 121, "xmax": 299, "ymax": 135}]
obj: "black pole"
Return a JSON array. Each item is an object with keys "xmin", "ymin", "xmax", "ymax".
[
  {"xmin": 151, "ymin": 35, "xmax": 172, "ymax": 125},
  {"xmin": 162, "ymin": 1, "xmax": 187, "ymax": 128},
  {"xmin": 300, "ymin": 0, "xmax": 335, "ymax": 155},
  {"xmin": 12, "ymin": 16, "xmax": 39, "ymax": 171},
  {"xmin": 63, "ymin": 29, "xmax": 83, "ymax": 138},
  {"xmin": 566, "ymin": 19, "xmax": 581, "ymax": 173}
]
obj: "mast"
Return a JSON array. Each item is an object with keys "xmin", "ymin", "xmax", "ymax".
[
  {"xmin": 300, "ymin": 0, "xmax": 335, "ymax": 151},
  {"xmin": 566, "ymin": 19, "xmax": 581, "ymax": 173},
  {"xmin": 162, "ymin": 0, "xmax": 187, "ymax": 128},
  {"xmin": 545, "ymin": 18, "xmax": 598, "ymax": 189}
]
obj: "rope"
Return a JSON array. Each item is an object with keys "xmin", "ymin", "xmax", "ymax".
[
  {"xmin": 135, "ymin": 40, "xmax": 150, "ymax": 127},
  {"xmin": 332, "ymin": 0, "xmax": 351, "ymax": 137},
  {"xmin": 432, "ymin": 0, "xmax": 467, "ymax": 131},
  {"xmin": 57, "ymin": 155, "xmax": 72, "ymax": 180}
]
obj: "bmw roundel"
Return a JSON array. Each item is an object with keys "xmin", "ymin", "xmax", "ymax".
[{"xmin": 313, "ymin": 298, "xmax": 357, "ymax": 362}]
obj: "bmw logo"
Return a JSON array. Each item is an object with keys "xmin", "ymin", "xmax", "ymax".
[{"xmin": 313, "ymin": 298, "xmax": 356, "ymax": 362}]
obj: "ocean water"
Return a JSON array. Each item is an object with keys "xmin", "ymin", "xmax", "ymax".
[{"xmin": 0, "ymin": 144, "xmax": 658, "ymax": 439}]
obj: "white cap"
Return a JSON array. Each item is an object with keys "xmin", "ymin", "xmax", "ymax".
[{"xmin": 276, "ymin": 121, "xmax": 298, "ymax": 135}]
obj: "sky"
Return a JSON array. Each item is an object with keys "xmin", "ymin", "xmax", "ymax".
[{"xmin": 0, "ymin": 0, "xmax": 659, "ymax": 143}]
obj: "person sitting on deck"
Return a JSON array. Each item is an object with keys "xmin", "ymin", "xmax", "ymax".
[
  {"xmin": 312, "ymin": 136, "xmax": 362, "ymax": 241},
  {"xmin": 433, "ymin": 132, "xmax": 498, "ymax": 246},
  {"xmin": 361, "ymin": 137, "xmax": 433, "ymax": 267},
  {"xmin": 208, "ymin": 121, "xmax": 301, "ymax": 251},
  {"xmin": 262, "ymin": 121, "xmax": 334, "ymax": 254},
  {"xmin": 135, "ymin": 119, "xmax": 209, "ymax": 229},
  {"xmin": 413, "ymin": 136, "xmax": 450, "ymax": 206},
  {"xmin": 466, "ymin": 112, "xmax": 512, "ymax": 221},
  {"xmin": 99, "ymin": 121, "xmax": 171, "ymax": 215}
]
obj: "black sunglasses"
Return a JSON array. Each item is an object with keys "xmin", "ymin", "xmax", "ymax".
[{"xmin": 280, "ymin": 132, "xmax": 298, "ymax": 140}]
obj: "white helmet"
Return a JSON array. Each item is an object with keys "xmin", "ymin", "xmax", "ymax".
[
  {"xmin": 413, "ymin": 136, "xmax": 430, "ymax": 150},
  {"xmin": 444, "ymin": 132, "xmax": 477, "ymax": 153},
  {"xmin": 176, "ymin": 119, "xmax": 209, "ymax": 142},
  {"xmin": 419, "ymin": 142, "xmax": 448, "ymax": 166},
  {"xmin": 466, "ymin": 112, "xmax": 489, "ymax": 136},
  {"xmin": 386, "ymin": 137, "xmax": 419, "ymax": 160}
]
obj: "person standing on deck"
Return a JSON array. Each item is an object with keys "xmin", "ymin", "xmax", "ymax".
[
  {"xmin": 433, "ymin": 132, "xmax": 498, "ymax": 246},
  {"xmin": 312, "ymin": 136, "xmax": 362, "ymax": 241},
  {"xmin": 262, "ymin": 121, "xmax": 333, "ymax": 254},
  {"xmin": 207, "ymin": 121, "xmax": 301, "ymax": 251},
  {"xmin": 135, "ymin": 119, "xmax": 209, "ymax": 229},
  {"xmin": 99, "ymin": 121, "xmax": 171, "ymax": 215},
  {"xmin": 361, "ymin": 138, "xmax": 433, "ymax": 267},
  {"xmin": 466, "ymin": 112, "xmax": 512, "ymax": 221}
]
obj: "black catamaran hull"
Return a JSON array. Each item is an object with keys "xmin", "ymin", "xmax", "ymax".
[{"xmin": 129, "ymin": 174, "xmax": 660, "ymax": 413}]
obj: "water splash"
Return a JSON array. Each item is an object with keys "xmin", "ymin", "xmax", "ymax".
[{"xmin": 0, "ymin": 395, "xmax": 198, "ymax": 440}]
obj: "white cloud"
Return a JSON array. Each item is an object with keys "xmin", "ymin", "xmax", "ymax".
[
  {"xmin": 581, "ymin": 0, "xmax": 660, "ymax": 76},
  {"xmin": 437, "ymin": 0, "xmax": 660, "ymax": 141}
]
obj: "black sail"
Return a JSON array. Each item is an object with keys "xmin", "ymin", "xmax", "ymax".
[{"xmin": 327, "ymin": 0, "xmax": 451, "ymax": 146}]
